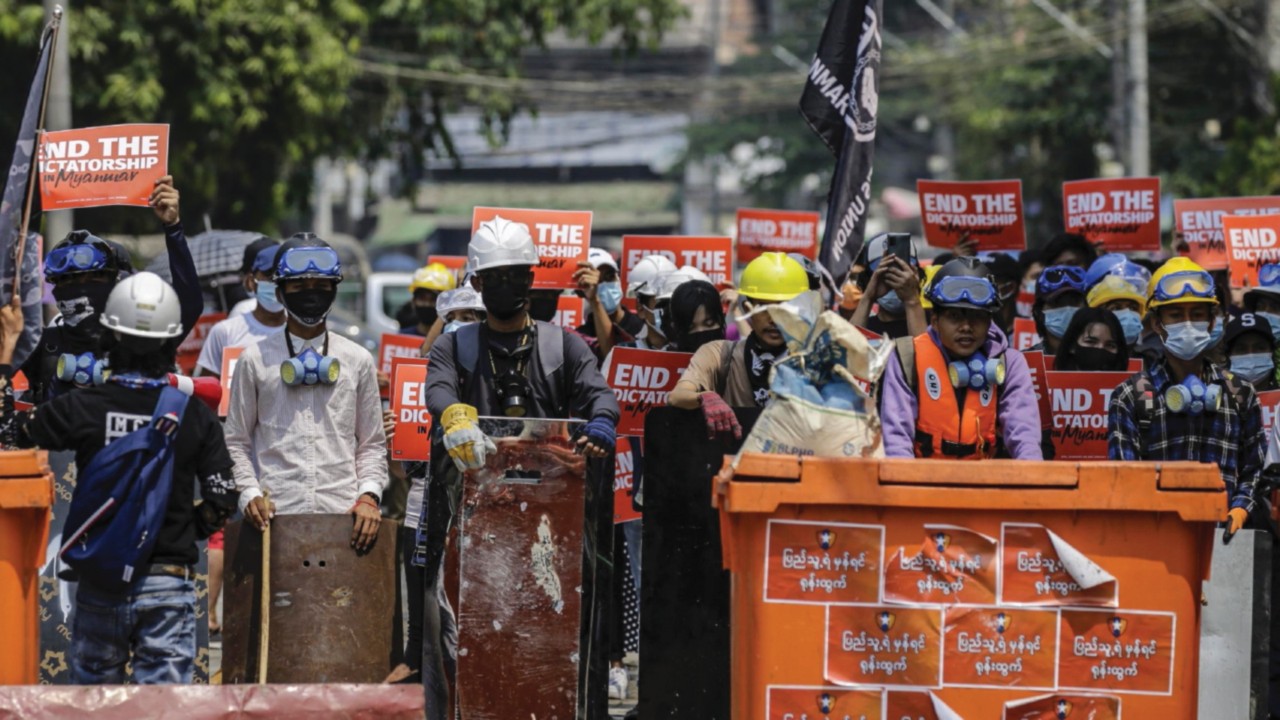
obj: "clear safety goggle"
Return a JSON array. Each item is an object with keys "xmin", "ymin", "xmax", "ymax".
[
  {"xmin": 276, "ymin": 247, "xmax": 341, "ymax": 278},
  {"xmin": 1152, "ymin": 270, "xmax": 1215, "ymax": 302},
  {"xmin": 1259, "ymin": 264, "xmax": 1280, "ymax": 287},
  {"xmin": 929, "ymin": 275, "xmax": 998, "ymax": 306}
]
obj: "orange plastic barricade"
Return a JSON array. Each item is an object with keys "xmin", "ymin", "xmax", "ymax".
[
  {"xmin": 0, "ymin": 450, "xmax": 54, "ymax": 684},
  {"xmin": 715, "ymin": 457, "xmax": 1225, "ymax": 719}
]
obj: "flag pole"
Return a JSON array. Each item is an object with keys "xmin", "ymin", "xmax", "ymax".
[{"xmin": 13, "ymin": 6, "xmax": 63, "ymax": 297}]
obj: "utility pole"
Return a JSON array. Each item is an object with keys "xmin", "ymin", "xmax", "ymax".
[
  {"xmin": 43, "ymin": 0, "xmax": 72, "ymax": 245},
  {"xmin": 1127, "ymin": 0, "xmax": 1150, "ymax": 176},
  {"xmin": 1109, "ymin": 0, "xmax": 1128, "ymax": 173}
]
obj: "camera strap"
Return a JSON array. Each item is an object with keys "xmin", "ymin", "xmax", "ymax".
[{"xmin": 486, "ymin": 318, "xmax": 535, "ymax": 378}]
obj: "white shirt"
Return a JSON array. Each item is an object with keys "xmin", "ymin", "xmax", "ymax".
[
  {"xmin": 229, "ymin": 298, "xmax": 256, "ymax": 319},
  {"xmin": 225, "ymin": 329, "xmax": 388, "ymax": 515},
  {"xmin": 196, "ymin": 312, "xmax": 284, "ymax": 375}
]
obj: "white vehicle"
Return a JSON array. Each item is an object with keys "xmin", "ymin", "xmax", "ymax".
[{"xmin": 365, "ymin": 272, "xmax": 413, "ymax": 336}]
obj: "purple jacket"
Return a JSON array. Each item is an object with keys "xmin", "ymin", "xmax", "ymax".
[{"xmin": 879, "ymin": 325, "xmax": 1043, "ymax": 460}]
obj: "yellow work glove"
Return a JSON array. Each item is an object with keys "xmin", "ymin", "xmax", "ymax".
[
  {"xmin": 442, "ymin": 403, "xmax": 495, "ymax": 471},
  {"xmin": 1222, "ymin": 507, "xmax": 1250, "ymax": 545}
]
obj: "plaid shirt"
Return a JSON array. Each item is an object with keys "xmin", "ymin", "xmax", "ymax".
[{"xmin": 1107, "ymin": 360, "xmax": 1264, "ymax": 511}]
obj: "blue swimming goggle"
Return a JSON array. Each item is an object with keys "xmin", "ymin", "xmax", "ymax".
[
  {"xmin": 1035, "ymin": 265, "xmax": 1088, "ymax": 298},
  {"xmin": 275, "ymin": 247, "xmax": 342, "ymax": 280},
  {"xmin": 1151, "ymin": 270, "xmax": 1216, "ymax": 303},
  {"xmin": 929, "ymin": 275, "xmax": 999, "ymax": 308},
  {"xmin": 1259, "ymin": 264, "xmax": 1280, "ymax": 287},
  {"xmin": 45, "ymin": 243, "xmax": 111, "ymax": 280},
  {"xmin": 56, "ymin": 352, "xmax": 109, "ymax": 387}
]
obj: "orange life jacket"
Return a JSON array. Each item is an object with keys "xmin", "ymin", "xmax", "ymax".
[{"xmin": 911, "ymin": 334, "xmax": 998, "ymax": 460}]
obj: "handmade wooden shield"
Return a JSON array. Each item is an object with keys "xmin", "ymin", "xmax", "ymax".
[{"xmin": 221, "ymin": 514, "xmax": 399, "ymax": 684}]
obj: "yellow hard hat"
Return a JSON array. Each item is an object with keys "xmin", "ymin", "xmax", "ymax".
[
  {"xmin": 919, "ymin": 264, "xmax": 942, "ymax": 310},
  {"xmin": 738, "ymin": 252, "xmax": 809, "ymax": 302},
  {"xmin": 410, "ymin": 262, "xmax": 457, "ymax": 293},
  {"xmin": 1147, "ymin": 257, "xmax": 1217, "ymax": 310},
  {"xmin": 1087, "ymin": 275, "xmax": 1147, "ymax": 314}
]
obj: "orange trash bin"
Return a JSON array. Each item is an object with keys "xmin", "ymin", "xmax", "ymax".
[
  {"xmin": 0, "ymin": 450, "xmax": 54, "ymax": 685},
  {"xmin": 715, "ymin": 457, "xmax": 1225, "ymax": 719}
]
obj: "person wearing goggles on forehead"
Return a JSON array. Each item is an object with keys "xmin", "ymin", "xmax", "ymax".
[
  {"xmin": 848, "ymin": 233, "xmax": 927, "ymax": 339},
  {"xmin": 668, "ymin": 252, "xmax": 808, "ymax": 441},
  {"xmin": 1031, "ymin": 265, "xmax": 1089, "ymax": 355},
  {"xmin": 224, "ymin": 232, "xmax": 388, "ymax": 555},
  {"xmin": 879, "ymin": 257, "xmax": 1043, "ymax": 461},
  {"xmin": 21, "ymin": 176, "xmax": 201, "ymax": 404},
  {"xmin": 574, "ymin": 247, "xmax": 645, "ymax": 361},
  {"xmin": 196, "ymin": 241, "xmax": 285, "ymax": 380},
  {"xmin": 1107, "ymin": 258, "xmax": 1266, "ymax": 547}
]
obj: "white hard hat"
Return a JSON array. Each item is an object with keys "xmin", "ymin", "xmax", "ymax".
[
  {"xmin": 437, "ymin": 287, "xmax": 486, "ymax": 318},
  {"xmin": 627, "ymin": 255, "xmax": 678, "ymax": 297},
  {"xmin": 587, "ymin": 247, "xmax": 618, "ymax": 272},
  {"xmin": 100, "ymin": 271, "xmax": 183, "ymax": 339},
  {"xmin": 467, "ymin": 216, "xmax": 539, "ymax": 273},
  {"xmin": 657, "ymin": 265, "xmax": 712, "ymax": 301}
]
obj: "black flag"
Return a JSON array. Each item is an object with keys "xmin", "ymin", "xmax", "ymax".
[
  {"xmin": 0, "ymin": 17, "xmax": 58, "ymax": 368},
  {"xmin": 800, "ymin": 0, "xmax": 881, "ymax": 285}
]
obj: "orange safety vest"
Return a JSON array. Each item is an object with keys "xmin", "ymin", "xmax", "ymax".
[{"xmin": 911, "ymin": 334, "xmax": 998, "ymax": 460}]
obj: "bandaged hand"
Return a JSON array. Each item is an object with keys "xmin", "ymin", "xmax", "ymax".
[
  {"xmin": 442, "ymin": 403, "xmax": 496, "ymax": 471},
  {"xmin": 1222, "ymin": 507, "xmax": 1250, "ymax": 545}
]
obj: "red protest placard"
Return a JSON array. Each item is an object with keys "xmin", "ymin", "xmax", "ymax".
[
  {"xmin": 941, "ymin": 606, "xmax": 1059, "ymax": 689},
  {"xmin": 176, "ymin": 312, "xmax": 226, "ymax": 374},
  {"xmin": 766, "ymin": 687, "xmax": 882, "ymax": 719},
  {"xmin": 612, "ymin": 437, "xmax": 640, "ymax": 524},
  {"xmin": 1258, "ymin": 389, "xmax": 1280, "ymax": 435},
  {"xmin": 621, "ymin": 235, "xmax": 734, "ymax": 289},
  {"xmin": 1000, "ymin": 523, "xmax": 1118, "ymax": 607},
  {"xmin": 390, "ymin": 357, "xmax": 431, "ymax": 461},
  {"xmin": 1022, "ymin": 350, "xmax": 1052, "ymax": 431},
  {"xmin": 379, "ymin": 333, "xmax": 424, "ymax": 399},
  {"xmin": 1057, "ymin": 609, "xmax": 1176, "ymax": 695},
  {"xmin": 602, "ymin": 347, "xmax": 693, "ymax": 436},
  {"xmin": 764, "ymin": 520, "xmax": 883, "ymax": 605},
  {"xmin": 218, "ymin": 347, "xmax": 244, "ymax": 417},
  {"xmin": 1063, "ymin": 177, "xmax": 1160, "ymax": 251},
  {"xmin": 735, "ymin": 208, "xmax": 820, "ymax": 264},
  {"xmin": 1045, "ymin": 370, "xmax": 1128, "ymax": 460},
  {"xmin": 825, "ymin": 606, "xmax": 943, "ymax": 688},
  {"xmin": 552, "ymin": 295, "xmax": 585, "ymax": 330},
  {"xmin": 883, "ymin": 524, "xmax": 998, "ymax": 605},
  {"xmin": 472, "ymin": 207, "xmax": 591, "ymax": 290},
  {"xmin": 1175, "ymin": 197, "xmax": 1280, "ymax": 271},
  {"xmin": 1011, "ymin": 318, "xmax": 1041, "ymax": 352},
  {"xmin": 38, "ymin": 124, "xmax": 170, "ymax": 210},
  {"xmin": 1224, "ymin": 213, "xmax": 1280, "ymax": 289},
  {"xmin": 917, "ymin": 179, "xmax": 1026, "ymax": 251}
]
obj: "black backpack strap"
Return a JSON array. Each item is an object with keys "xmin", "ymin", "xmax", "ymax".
[
  {"xmin": 453, "ymin": 322, "xmax": 481, "ymax": 401},
  {"xmin": 894, "ymin": 336, "xmax": 917, "ymax": 395},
  {"xmin": 719, "ymin": 341, "xmax": 735, "ymax": 384}
]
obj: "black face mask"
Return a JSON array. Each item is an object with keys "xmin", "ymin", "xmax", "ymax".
[
  {"xmin": 527, "ymin": 294, "xmax": 559, "ymax": 323},
  {"xmin": 482, "ymin": 282, "xmax": 529, "ymax": 321},
  {"xmin": 1072, "ymin": 346, "xmax": 1119, "ymax": 372},
  {"xmin": 415, "ymin": 305, "xmax": 439, "ymax": 328},
  {"xmin": 282, "ymin": 286, "xmax": 337, "ymax": 326},
  {"xmin": 53, "ymin": 281, "xmax": 112, "ymax": 328},
  {"xmin": 678, "ymin": 328, "xmax": 724, "ymax": 353}
]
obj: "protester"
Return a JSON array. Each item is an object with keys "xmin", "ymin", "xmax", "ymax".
[
  {"xmin": 668, "ymin": 253, "xmax": 809, "ymax": 437},
  {"xmin": 21, "ymin": 177, "xmax": 199, "ymax": 404},
  {"xmin": 1015, "ymin": 249, "xmax": 1044, "ymax": 319},
  {"xmin": 1040, "ymin": 232, "xmax": 1097, "ymax": 269},
  {"xmin": 1224, "ymin": 313, "xmax": 1278, "ymax": 392},
  {"xmin": 227, "ymin": 235, "xmax": 279, "ymax": 318},
  {"xmin": 422, "ymin": 215, "xmax": 619, "ymax": 716},
  {"xmin": 667, "ymin": 280, "xmax": 727, "ymax": 354},
  {"xmin": 849, "ymin": 234, "xmax": 926, "ymax": 339},
  {"xmin": 626, "ymin": 255, "xmax": 678, "ymax": 350},
  {"xmin": 879, "ymin": 257, "xmax": 1042, "ymax": 460},
  {"xmin": 983, "ymin": 253, "xmax": 1021, "ymax": 335},
  {"xmin": 401, "ymin": 262, "xmax": 457, "ymax": 337},
  {"xmin": 0, "ymin": 274, "xmax": 236, "ymax": 684},
  {"xmin": 575, "ymin": 247, "xmax": 645, "ymax": 360},
  {"xmin": 224, "ymin": 233, "xmax": 387, "ymax": 549},
  {"xmin": 1052, "ymin": 307, "xmax": 1130, "ymax": 372},
  {"xmin": 196, "ymin": 242, "xmax": 284, "ymax": 378},
  {"xmin": 1086, "ymin": 275, "xmax": 1147, "ymax": 350},
  {"xmin": 1032, "ymin": 265, "xmax": 1088, "ymax": 355},
  {"xmin": 1107, "ymin": 258, "xmax": 1265, "ymax": 544}
]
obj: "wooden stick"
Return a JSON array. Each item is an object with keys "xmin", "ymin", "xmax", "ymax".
[
  {"xmin": 257, "ymin": 491, "xmax": 271, "ymax": 683},
  {"xmin": 14, "ymin": 9, "xmax": 62, "ymax": 297}
]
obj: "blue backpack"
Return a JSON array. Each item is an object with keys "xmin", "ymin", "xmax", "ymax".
[{"xmin": 59, "ymin": 386, "xmax": 189, "ymax": 593}]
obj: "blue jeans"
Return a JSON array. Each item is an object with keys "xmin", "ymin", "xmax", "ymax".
[{"xmin": 71, "ymin": 574, "xmax": 196, "ymax": 684}]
